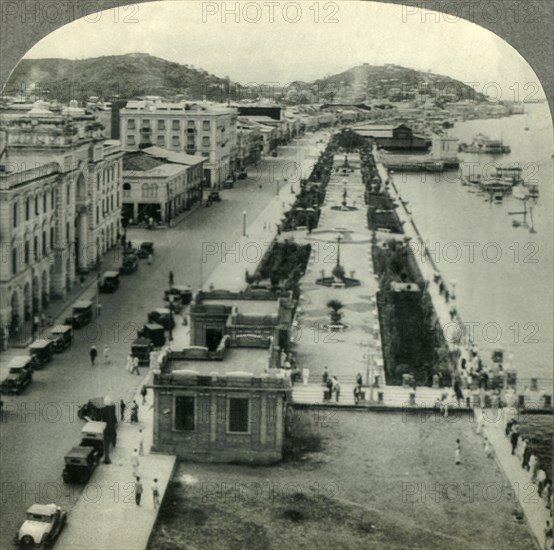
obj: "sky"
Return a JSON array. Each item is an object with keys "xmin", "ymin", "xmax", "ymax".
[{"xmin": 22, "ymin": 1, "xmax": 545, "ymax": 100}]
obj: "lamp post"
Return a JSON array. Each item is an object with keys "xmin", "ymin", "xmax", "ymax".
[
  {"xmin": 168, "ymin": 272, "xmax": 174, "ymax": 342},
  {"xmin": 336, "ymin": 233, "xmax": 343, "ymax": 267},
  {"xmin": 242, "ymin": 210, "xmax": 247, "ymax": 237}
]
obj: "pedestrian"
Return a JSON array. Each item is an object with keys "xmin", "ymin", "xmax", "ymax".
[
  {"xmin": 455, "ymin": 439, "xmax": 461, "ymax": 465},
  {"xmin": 96, "ymin": 303, "xmax": 102, "ymax": 317},
  {"xmin": 120, "ymin": 399, "xmax": 126, "ymax": 422},
  {"xmin": 147, "ymin": 253, "xmax": 153, "ymax": 265},
  {"xmin": 510, "ymin": 425, "xmax": 520, "ymax": 455},
  {"xmin": 169, "ymin": 270, "xmax": 174, "ymax": 287},
  {"xmin": 130, "ymin": 355, "xmax": 140, "ymax": 375},
  {"xmin": 529, "ymin": 453, "xmax": 538, "ymax": 482},
  {"xmin": 522, "ymin": 440, "xmax": 532, "ymax": 470},
  {"xmin": 32, "ymin": 314, "xmax": 40, "ymax": 337},
  {"xmin": 453, "ymin": 379, "xmax": 463, "ymax": 406},
  {"xmin": 140, "ymin": 385, "xmax": 148, "ymax": 405},
  {"xmin": 322, "ymin": 366, "xmax": 329, "ymax": 385},
  {"xmin": 326, "ymin": 377, "xmax": 333, "ymax": 401},
  {"xmin": 353, "ymin": 385, "xmax": 361, "ymax": 405},
  {"xmin": 138, "ymin": 429, "xmax": 145, "ymax": 456},
  {"xmin": 126, "ymin": 352, "xmax": 133, "ymax": 372},
  {"xmin": 131, "ymin": 449, "xmax": 140, "ymax": 477},
  {"xmin": 152, "ymin": 478, "xmax": 160, "ymax": 509},
  {"xmin": 103, "ymin": 344, "xmax": 110, "ymax": 365},
  {"xmin": 484, "ymin": 437, "xmax": 494, "ymax": 459},
  {"xmin": 537, "ymin": 469, "xmax": 547, "ymax": 496},
  {"xmin": 89, "ymin": 345, "xmax": 98, "ymax": 366},
  {"xmin": 134, "ymin": 476, "xmax": 143, "ymax": 506},
  {"xmin": 131, "ymin": 400, "xmax": 139, "ymax": 424},
  {"xmin": 302, "ymin": 367, "xmax": 310, "ymax": 386},
  {"xmin": 332, "ymin": 376, "xmax": 340, "ymax": 403},
  {"xmin": 475, "ymin": 411, "xmax": 485, "ymax": 435}
]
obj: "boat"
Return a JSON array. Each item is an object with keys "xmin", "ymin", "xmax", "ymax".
[
  {"xmin": 459, "ymin": 133, "xmax": 511, "ymax": 154},
  {"xmin": 495, "ymin": 166, "xmax": 524, "ymax": 184},
  {"xmin": 479, "ymin": 178, "xmax": 514, "ymax": 194}
]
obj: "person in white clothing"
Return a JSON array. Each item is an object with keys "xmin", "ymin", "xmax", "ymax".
[{"xmin": 302, "ymin": 367, "xmax": 310, "ymax": 386}]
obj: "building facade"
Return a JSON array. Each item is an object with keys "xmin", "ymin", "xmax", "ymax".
[
  {"xmin": 0, "ymin": 106, "xmax": 123, "ymax": 341},
  {"xmin": 119, "ymin": 100, "xmax": 237, "ymax": 187},
  {"xmin": 122, "ymin": 148, "xmax": 204, "ymax": 225}
]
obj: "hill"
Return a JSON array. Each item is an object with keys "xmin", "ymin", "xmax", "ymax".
[{"xmin": 5, "ymin": 55, "xmax": 485, "ymax": 105}]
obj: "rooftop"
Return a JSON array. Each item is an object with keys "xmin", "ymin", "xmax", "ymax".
[
  {"xmin": 202, "ymin": 298, "xmax": 280, "ymax": 316},
  {"xmin": 142, "ymin": 146, "xmax": 205, "ymax": 166}
]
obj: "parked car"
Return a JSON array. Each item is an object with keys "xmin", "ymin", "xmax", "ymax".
[
  {"xmin": 222, "ymin": 177, "xmax": 234, "ymax": 189},
  {"xmin": 49, "ymin": 325, "xmax": 73, "ymax": 352},
  {"xmin": 99, "ymin": 271, "xmax": 120, "ymax": 293},
  {"xmin": 237, "ymin": 171, "xmax": 248, "ymax": 180},
  {"xmin": 131, "ymin": 338, "xmax": 154, "ymax": 367},
  {"xmin": 77, "ymin": 397, "xmax": 105, "ymax": 422},
  {"xmin": 137, "ymin": 323, "xmax": 166, "ymax": 348},
  {"xmin": 147, "ymin": 308, "xmax": 174, "ymax": 330},
  {"xmin": 1, "ymin": 356, "xmax": 33, "ymax": 394},
  {"xmin": 67, "ymin": 301, "xmax": 93, "ymax": 329},
  {"xmin": 28, "ymin": 339, "xmax": 54, "ymax": 369},
  {"xmin": 208, "ymin": 191, "xmax": 221, "ymax": 202},
  {"xmin": 164, "ymin": 285, "xmax": 193, "ymax": 306},
  {"xmin": 62, "ymin": 422, "xmax": 106, "ymax": 483},
  {"xmin": 137, "ymin": 241, "xmax": 154, "ymax": 259},
  {"xmin": 120, "ymin": 252, "xmax": 139, "ymax": 275},
  {"xmin": 16, "ymin": 503, "xmax": 67, "ymax": 549}
]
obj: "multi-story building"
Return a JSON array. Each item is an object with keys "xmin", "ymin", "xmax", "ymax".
[
  {"xmin": 236, "ymin": 119, "xmax": 263, "ymax": 169},
  {"xmin": 121, "ymin": 147, "xmax": 205, "ymax": 224},
  {"xmin": 119, "ymin": 100, "xmax": 237, "ymax": 187},
  {"xmin": 0, "ymin": 103, "xmax": 123, "ymax": 341}
]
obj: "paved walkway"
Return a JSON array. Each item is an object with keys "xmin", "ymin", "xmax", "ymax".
[
  {"xmin": 57, "ymin": 375, "xmax": 176, "ymax": 550},
  {"xmin": 476, "ymin": 408, "xmax": 551, "ymax": 550}
]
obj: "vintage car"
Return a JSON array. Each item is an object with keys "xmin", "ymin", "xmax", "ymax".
[
  {"xmin": 137, "ymin": 323, "xmax": 166, "ymax": 348},
  {"xmin": 67, "ymin": 301, "xmax": 93, "ymax": 329},
  {"xmin": 77, "ymin": 397, "xmax": 106, "ymax": 422},
  {"xmin": 120, "ymin": 251, "xmax": 139, "ymax": 275},
  {"xmin": 0, "ymin": 356, "xmax": 33, "ymax": 394},
  {"xmin": 131, "ymin": 338, "xmax": 154, "ymax": 367},
  {"xmin": 16, "ymin": 503, "xmax": 67, "ymax": 549},
  {"xmin": 99, "ymin": 271, "xmax": 120, "ymax": 293},
  {"xmin": 166, "ymin": 294, "xmax": 183, "ymax": 314},
  {"xmin": 147, "ymin": 308, "xmax": 174, "ymax": 330},
  {"xmin": 137, "ymin": 241, "xmax": 154, "ymax": 259},
  {"xmin": 207, "ymin": 191, "xmax": 221, "ymax": 202},
  {"xmin": 62, "ymin": 422, "xmax": 106, "ymax": 483},
  {"xmin": 29, "ymin": 339, "xmax": 54, "ymax": 369},
  {"xmin": 222, "ymin": 176, "xmax": 234, "ymax": 189},
  {"xmin": 49, "ymin": 325, "xmax": 73, "ymax": 352},
  {"xmin": 237, "ymin": 171, "xmax": 248, "ymax": 180},
  {"xmin": 164, "ymin": 285, "xmax": 193, "ymax": 306}
]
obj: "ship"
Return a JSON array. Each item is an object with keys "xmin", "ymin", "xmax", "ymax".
[{"xmin": 459, "ymin": 133, "xmax": 511, "ymax": 154}]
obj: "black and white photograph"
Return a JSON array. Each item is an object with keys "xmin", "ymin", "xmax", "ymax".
[{"xmin": 0, "ymin": 1, "xmax": 552, "ymax": 549}]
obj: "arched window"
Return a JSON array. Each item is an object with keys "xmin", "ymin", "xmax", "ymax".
[
  {"xmin": 25, "ymin": 197, "xmax": 30, "ymax": 220},
  {"xmin": 13, "ymin": 202, "xmax": 18, "ymax": 227},
  {"xmin": 24, "ymin": 241, "xmax": 30, "ymax": 264},
  {"xmin": 43, "ymin": 192, "xmax": 48, "ymax": 212},
  {"xmin": 34, "ymin": 236, "xmax": 39, "ymax": 261},
  {"xmin": 123, "ymin": 182, "xmax": 131, "ymax": 197},
  {"xmin": 35, "ymin": 195, "xmax": 40, "ymax": 215}
]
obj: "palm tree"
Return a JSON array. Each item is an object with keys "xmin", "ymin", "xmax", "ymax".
[{"xmin": 327, "ymin": 299, "xmax": 344, "ymax": 324}]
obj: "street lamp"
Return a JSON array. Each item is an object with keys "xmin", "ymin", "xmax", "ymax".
[
  {"xmin": 242, "ymin": 210, "xmax": 247, "ymax": 237},
  {"xmin": 336, "ymin": 233, "xmax": 343, "ymax": 267}
]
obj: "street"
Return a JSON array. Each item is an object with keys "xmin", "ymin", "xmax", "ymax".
[{"xmin": 0, "ymin": 134, "xmax": 325, "ymax": 548}]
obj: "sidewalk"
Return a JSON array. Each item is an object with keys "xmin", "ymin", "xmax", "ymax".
[
  {"xmin": 57, "ymin": 375, "xmax": 176, "ymax": 550},
  {"xmin": 477, "ymin": 408, "xmax": 551, "ymax": 550}
]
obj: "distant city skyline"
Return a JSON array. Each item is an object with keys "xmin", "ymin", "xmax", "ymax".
[{"xmin": 21, "ymin": 1, "xmax": 545, "ymax": 100}]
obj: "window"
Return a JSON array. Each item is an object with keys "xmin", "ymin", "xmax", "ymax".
[
  {"xmin": 202, "ymin": 152, "xmax": 209, "ymax": 158},
  {"xmin": 96, "ymin": 206, "xmax": 99, "ymax": 224},
  {"xmin": 203, "ymin": 120, "xmax": 211, "ymax": 131},
  {"xmin": 157, "ymin": 120, "xmax": 165, "ymax": 131},
  {"xmin": 50, "ymin": 227, "xmax": 54, "ymax": 249},
  {"xmin": 111, "ymin": 195, "xmax": 114, "ymax": 210},
  {"xmin": 228, "ymin": 398, "xmax": 249, "ymax": 433},
  {"xmin": 172, "ymin": 120, "xmax": 180, "ymax": 131},
  {"xmin": 13, "ymin": 203, "xmax": 18, "ymax": 228},
  {"xmin": 174, "ymin": 396, "xmax": 195, "ymax": 431},
  {"xmin": 128, "ymin": 119, "xmax": 135, "ymax": 130},
  {"xmin": 157, "ymin": 135, "xmax": 165, "ymax": 147},
  {"xmin": 34, "ymin": 236, "xmax": 39, "ymax": 261},
  {"xmin": 43, "ymin": 231, "xmax": 47, "ymax": 254},
  {"xmin": 43, "ymin": 193, "xmax": 48, "ymax": 212},
  {"xmin": 51, "ymin": 191, "xmax": 55, "ymax": 209},
  {"xmin": 123, "ymin": 183, "xmax": 131, "ymax": 197},
  {"xmin": 66, "ymin": 222, "xmax": 70, "ymax": 241},
  {"xmin": 66, "ymin": 185, "xmax": 71, "ymax": 204},
  {"xmin": 202, "ymin": 136, "xmax": 210, "ymax": 147},
  {"xmin": 142, "ymin": 183, "xmax": 158, "ymax": 198},
  {"xmin": 187, "ymin": 120, "xmax": 195, "ymax": 131},
  {"xmin": 143, "ymin": 119, "xmax": 150, "ymax": 128},
  {"xmin": 24, "ymin": 241, "xmax": 30, "ymax": 264},
  {"xmin": 172, "ymin": 136, "xmax": 180, "ymax": 147},
  {"xmin": 35, "ymin": 195, "xmax": 39, "ymax": 215},
  {"xmin": 127, "ymin": 135, "xmax": 136, "ymax": 146},
  {"xmin": 12, "ymin": 247, "xmax": 17, "ymax": 275},
  {"xmin": 25, "ymin": 197, "xmax": 30, "ymax": 220}
]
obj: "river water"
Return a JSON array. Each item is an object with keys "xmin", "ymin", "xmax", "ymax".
[{"xmin": 393, "ymin": 103, "xmax": 553, "ymax": 382}]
